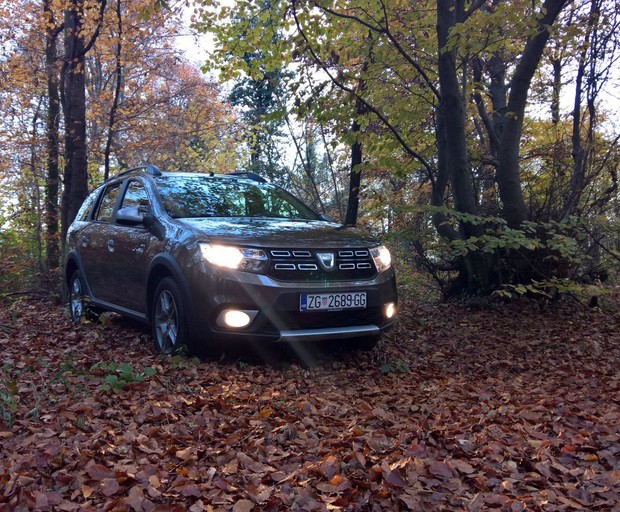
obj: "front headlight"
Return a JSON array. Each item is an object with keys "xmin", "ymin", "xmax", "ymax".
[
  {"xmin": 370, "ymin": 245, "xmax": 392, "ymax": 273},
  {"xmin": 199, "ymin": 243, "xmax": 268, "ymax": 273}
]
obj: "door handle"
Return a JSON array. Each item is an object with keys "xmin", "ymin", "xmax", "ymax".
[{"xmin": 107, "ymin": 239, "xmax": 115, "ymax": 252}]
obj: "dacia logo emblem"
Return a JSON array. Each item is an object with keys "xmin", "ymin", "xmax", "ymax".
[{"xmin": 316, "ymin": 252, "xmax": 335, "ymax": 271}]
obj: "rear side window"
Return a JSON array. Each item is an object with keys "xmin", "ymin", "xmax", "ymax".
[
  {"xmin": 95, "ymin": 182, "xmax": 122, "ymax": 222},
  {"xmin": 76, "ymin": 189, "xmax": 99, "ymax": 222}
]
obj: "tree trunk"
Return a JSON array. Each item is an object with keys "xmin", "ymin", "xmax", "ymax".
[
  {"xmin": 436, "ymin": 0, "xmax": 492, "ymax": 293},
  {"xmin": 344, "ymin": 116, "xmax": 362, "ymax": 226},
  {"xmin": 564, "ymin": 0, "xmax": 599, "ymax": 218},
  {"xmin": 550, "ymin": 57, "xmax": 562, "ymax": 126},
  {"xmin": 60, "ymin": 0, "xmax": 107, "ymax": 244},
  {"xmin": 60, "ymin": 1, "xmax": 89, "ymax": 244},
  {"xmin": 344, "ymin": 44, "xmax": 373, "ymax": 227},
  {"xmin": 496, "ymin": 0, "xmax": 568, "ymax": 227},
  {"xmin": 104, "ymin": 0, "xmax": 123, "ymax": 180},
  {"xmin": 44, "ymin": 0, "xmax": 60, "ymax": 268}
]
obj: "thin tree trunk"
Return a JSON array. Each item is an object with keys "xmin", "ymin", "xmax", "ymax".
[
  {"xmin": 318, "ymin": 121, "xmax": 344, "ymax": 221},
  {"xmin": 282, "ymin": 111, "xmax": 325, "ymax": 213},
  {"xmin": 344, "ymin": 114, "xmax": 362, "ymax": 226},
  {"xmin": 564, "ymin": 0, "xmax": 598, "ymax": 218},
  {"xmin": 104, "ymin": 0, "xmax": 123, "ymax": 180},
  {"xmin": 30, "ymin": 97, "xmax": 44, "ymax": 272},
  {"xmin": 44, "ymin": 0, "xmax": 61, "ymax": 268},
  {"xmin": 550, "ymin": 58, "xmax": 562, "ymax": 125}
]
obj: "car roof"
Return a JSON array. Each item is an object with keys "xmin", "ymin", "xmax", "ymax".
[{"xmin": 100, "ymin": 166, "xmax": 267, "ymax": 186}]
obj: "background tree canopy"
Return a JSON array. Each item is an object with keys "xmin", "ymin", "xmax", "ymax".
[{"xmin": 0, "ymin": 0, "xmax": 618, "ymax": 299}]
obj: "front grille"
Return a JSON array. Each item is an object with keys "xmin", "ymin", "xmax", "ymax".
[{"xmin": 267, "ymin": 248, "xmax": 377, "ymax": 282}]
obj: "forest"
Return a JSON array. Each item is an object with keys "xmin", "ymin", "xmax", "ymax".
[
  {"xmin": 1, "ymin": 0, "xmax": 619, "ymax": 510},
  {"xmin": 0, "ymin": 0, "xmax": 618, "ymax": 298}
]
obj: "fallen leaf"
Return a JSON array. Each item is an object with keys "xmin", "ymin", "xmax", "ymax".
[
  {"xmin": 232, "ymin": 499, "xmax": 254, "ymax": 512},
  {"xmin": 428, "ymin": 461, "xmax": 454, "ymax": 479}
]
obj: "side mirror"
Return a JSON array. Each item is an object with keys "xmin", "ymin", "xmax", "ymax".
[{"xmin": 116, "ymin": 206, "xmax": 145, "ymax": 225}]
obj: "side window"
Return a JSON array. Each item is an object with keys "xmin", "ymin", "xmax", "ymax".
[
  {"xmin": 120, "ymin": 180, "xmax": 150, "ymax": 214},
  {"xmin": 95, "ymin": 182, "xmax": 122, "ymax": 222},
  {"xmin": 76, "ymin": 189, "xmax": 99, "ymax": 222}
]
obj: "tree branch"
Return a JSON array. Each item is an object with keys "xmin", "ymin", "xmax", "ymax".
[
  {"xmin": 313, "ymin": 0, "xmax": 440, "ymax": 99},
  {"xmin": 292, "ymin": 1, "xmax": 436, "ymax": 182},
  {"xmin": 81, "ymin": 0, "xmax": 108, "ymax": 56}
]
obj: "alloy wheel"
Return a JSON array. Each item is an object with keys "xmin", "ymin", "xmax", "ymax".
[
  {"xmin": 70, "ymin": 276, "xmax": 84, "ymax": 322},
  {"xmin": 154, "ymin": 290, "xmax": 178, "ymax": 353}
]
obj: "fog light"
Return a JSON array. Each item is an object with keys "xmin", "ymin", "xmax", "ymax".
[
  {"xmin": 384, "ymin": 302, "xmax": 396, "ymax": 319},
  {"xmin": 216, "ymin": 309, "xmax": 258, "ymax": 329},
  {"xmin": 224, "ymin": 310, "xmax": 251, "ymax": 328}
]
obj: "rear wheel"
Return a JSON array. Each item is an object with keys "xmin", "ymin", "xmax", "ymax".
[{"xmin": 151, "ymin": 277, "xmax": 189, "ymax": 354}]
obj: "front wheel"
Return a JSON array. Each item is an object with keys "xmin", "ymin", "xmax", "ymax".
[
  {"xmin": 151, "ymin": 277, "xmax": 189, "ymax": 354},
  {"xmin": 69, "ymin": 270, "xmax": 85, "ymax": 323}
]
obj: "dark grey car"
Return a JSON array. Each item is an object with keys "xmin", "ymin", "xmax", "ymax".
[{"xmin": 64, "ymin": 166, "xmax": 397, "ymax": 353}]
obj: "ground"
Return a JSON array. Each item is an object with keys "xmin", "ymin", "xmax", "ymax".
[{"xmin": 0, "ymin": 294, "xmax": 619, "ymax": 511}]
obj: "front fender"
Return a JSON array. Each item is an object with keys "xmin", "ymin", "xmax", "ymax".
[{"xmin": 146, "ymin": 254, "xmax": 196, "ymax": 337}]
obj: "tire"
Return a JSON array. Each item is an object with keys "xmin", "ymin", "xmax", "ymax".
[
  {"xmin": 151, "ymin": 277, "xmax": 189, "ymax": 354},
  {"xmin": 69, "ymin": 270, "xmax": 86, "ymax": 323},
  {"xmin": 69, "ymin": 270, "xmax": 101, "ymax": 323}
]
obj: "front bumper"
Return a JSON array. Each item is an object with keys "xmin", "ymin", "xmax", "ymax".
[
  {"xmin": 186, "ymin": 263, "xmax": 397, "ymax": 343},
  {"xmin": 278, "ymin": 324, "xmax": 381, "ymax": 342}
]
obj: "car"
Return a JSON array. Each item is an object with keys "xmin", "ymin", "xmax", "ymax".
[{"xmin": 64, "ymin": 165, "xmax": 397, "ymax": 354}]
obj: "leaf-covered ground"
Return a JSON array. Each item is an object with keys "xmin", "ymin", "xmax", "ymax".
[{"xmin": 1, "ymin": 294, "xmax": 619, "ymax": 511}]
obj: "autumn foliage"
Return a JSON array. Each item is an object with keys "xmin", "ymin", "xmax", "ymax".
[{"xmin": 1, "ymin": 295, "xmax": 619, "ymax": 511}]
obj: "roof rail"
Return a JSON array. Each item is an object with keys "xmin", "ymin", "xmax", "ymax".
[
  {"xmin": 114, "ymin": 164, "xmax": 162, "ymax": 179},
  {"xmin": 226, "ymin": 171, "xmax": 267, "ymax": 183}
]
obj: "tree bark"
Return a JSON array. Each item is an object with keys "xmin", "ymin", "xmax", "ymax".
[
  {"xmin": 436, "ymin": 1, "xmax": 478, "ymax": 222},
  {"xmin": 44, "ymin": 0, "xmax": 61, "ymax": 268},
  {"xmin": 436, "ymin": 0, "xmax": 493, "ymax": 292},
  {"xmin": 344, "ymin": 116, "xmax": 362, "ymax": 226},
  {"xmin": 60, "ymin": 2, "xmax": 88, "ymax": 244},
  {"xmin": 496, "ymin": 0, "xmax": 568, "ymax": 227},
  {"xmin": 550, "ymin": 57, "xmax": 562, "ymax": 126},
  {"xmin": 104, "ymin": 0, "xmax": 123, "ymax": 180},
  {"xmin": 345, "ymin": 37, "xmax": 374, "ymax": 227},
  {"xmin": 60, "ymin": 0, "xmax": 107, "ymax": 244},
  {"xmin": 564, "ymin": 0, "xmax": 599, "ymax": 218}
]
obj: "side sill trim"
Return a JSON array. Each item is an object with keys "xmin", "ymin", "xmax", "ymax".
[
  {"xmin": 90, "ymin": 299, "xmax": 148, "ymax": 324},
  {"xmin": 277, "ymin": 324, "xmax": 380, "ymax": 342}
]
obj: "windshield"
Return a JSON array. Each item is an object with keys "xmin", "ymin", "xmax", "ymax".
[{"xmin": 155, "ymin": 175, "xmax": 321, "ymax": 220}]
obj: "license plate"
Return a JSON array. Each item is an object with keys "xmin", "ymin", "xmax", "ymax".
[{"xmin": 300, "ymin": 292, "xmax": 367, "ymax": 311}]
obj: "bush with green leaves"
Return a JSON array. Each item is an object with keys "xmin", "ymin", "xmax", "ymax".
[
  {"xmin": 90, "ymin": 361, "xmax": 156, "ymax": 393},
  {"xmin": 391, "ymin": 205, "xmax": 618, "ymax": 299}
]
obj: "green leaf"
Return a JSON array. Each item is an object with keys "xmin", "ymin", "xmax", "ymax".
[{"xmin": 380, "ymin": 363, "xmax": 393, "ymax": 375}]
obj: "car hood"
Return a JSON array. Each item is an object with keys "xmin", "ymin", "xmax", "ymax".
[{"xmin": 178, "ymin": 217, "xmax": 378, "ymax": 248}]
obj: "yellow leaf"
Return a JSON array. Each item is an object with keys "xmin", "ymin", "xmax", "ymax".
[
  {"xmin": 176, "ymin": 447, "xmax": 192, "ymax": 460},
  {"xmin": 258, "ymin": 408, "xmax": 272, "ymax": 419},
  {"xmin": 81, "ymin": 484, "xmax": 94, "ymax": 498}
]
